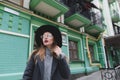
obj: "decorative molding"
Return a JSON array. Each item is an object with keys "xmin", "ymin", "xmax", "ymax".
[
  {"xmin": 0, "ymin": 29, "xmax": 29, "ymax": 38},
  {"xmin": 0, "ymin": 72, "xmax": 23, "ymax": 77},
  {"xmin": 4, "ymin": 7, "xmax": 19, "ymax": 15},
  {"xmin": 61, "ymin": 32, "xmax": 68, "ymax": 46}
]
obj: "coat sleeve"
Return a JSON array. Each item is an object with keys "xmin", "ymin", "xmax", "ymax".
[
  {"xmin": 57, "ymin": 55, "xmax": 71, "ymax": 79},
  {"xmin": 22, "ymin": 53, "xmax": 35, "ymax": 80}
]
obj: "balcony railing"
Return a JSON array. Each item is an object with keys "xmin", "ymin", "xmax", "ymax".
[
  {"xmin": 56, "ymin": 0, "xmax": 103, "ymax": 28},
  {"xmin": 101, "ymin": 65, "xmax": 120, "ymax": 80},
  {"xmin": 115, "ymin": 65, "xmax": 120, "ymax": 80},
  {"xmin": 90, "ymin": 11, "xmax": 103, "ymax": 28},
  {"xmin": 113, "ymin": 24, "xmax": 120, "ymax": 35},
  {"xmin": 111, "ymin": 9, "xmax": 120, "ymax": 22}
]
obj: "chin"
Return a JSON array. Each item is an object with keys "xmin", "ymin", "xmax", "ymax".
[{"xmin": 44, "ymin": 44, "xmax": 50, "ymax": 46}]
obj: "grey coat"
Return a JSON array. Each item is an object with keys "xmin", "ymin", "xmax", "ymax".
[{"xmin": 23, "ymin": 53, "xmax": 70, "ymax": 80}]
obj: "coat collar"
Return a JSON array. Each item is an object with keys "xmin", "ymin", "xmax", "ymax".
[
  {"xmin": 51, "ymin": 58, "xmax": 58, "ymax": 77},
  {"xmin": 37, "ymin": 56, "xmax": 44, "ymax": 80},
  {"xmin": 37, "ymin": 56, "xmax": 58, "ymax": 79}
]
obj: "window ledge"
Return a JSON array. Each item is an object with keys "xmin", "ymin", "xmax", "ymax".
[
  {"xmin": 70, "ymin": 60, "xmax": 85, "ymax": 63},
  {"xmin": 92, "ymin": 61, "xmax": 100, "ymax": 63}
]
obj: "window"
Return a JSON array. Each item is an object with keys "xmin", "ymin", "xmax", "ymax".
[
  {"xmin": 69, "ymin": 40, "xmax": 79, "ymax": 61},
  {"xmin": 89, "ymin": 44, "xmax": 96, "ymax": 62}
]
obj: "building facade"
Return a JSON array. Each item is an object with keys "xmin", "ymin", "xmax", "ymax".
[
  {"xmin": 103, "ymin": 0, "xmax": 120, "ymax": 68},
  {"xmin": 0, "ymin": 0, "xmax": 119, "ymax": 80}
]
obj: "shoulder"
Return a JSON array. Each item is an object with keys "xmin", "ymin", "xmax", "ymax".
[
  {"xmin": 61, "ymin": 53, "xmax": 69, "ymax": 64},
  {"xmin": 28, "ymin": 49, "xmax": 39, "ymax": 59},
  {"xmin": 32, "ymin": 49, "xmax": 39, "ymax": 54}
]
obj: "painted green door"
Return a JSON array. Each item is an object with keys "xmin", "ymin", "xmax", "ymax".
[
  {"xmin": 0, "ymin": 10, "xmax": 30, "ymax": 80},
  {"xmin": 0, "ymin": 33, "xmax": 29, "ymax": 80}
]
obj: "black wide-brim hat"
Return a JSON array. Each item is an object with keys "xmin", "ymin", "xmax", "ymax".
[{"xmin": 35, "ymin": 25, "xmax": 62, "ymax": 48}]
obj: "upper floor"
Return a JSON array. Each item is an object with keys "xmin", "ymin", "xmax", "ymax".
[
  {"xmin": 2, "ymin": 0, "xmax": 120, "ymax": 37},
  {"xmin": 109, "ymin": 0, "xmax": 120, "ymax": 35},
  {"xmin": 0, "ymin": 0, "xmax": 107, "ymax": 38}
]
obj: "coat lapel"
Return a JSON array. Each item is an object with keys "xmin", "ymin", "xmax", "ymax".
[
  {"xmin": 51, "ymin": 58, "xmax": 58, "ymax": 77},
  {"xmin": 37, "ymin": 56, "xmax": 58, "ymax": 79},
  {"xmin": 37, "ymin": 56, "xmax": 44, "ymax": 80}
]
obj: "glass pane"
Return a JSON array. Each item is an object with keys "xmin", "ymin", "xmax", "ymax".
[
  {"xmin": 69, "ymin": 40, "xmax": 79, "ymax": 61},
  {"xmin": 89, "ymin": 45, "xmax": 95, "ymax": 61}
]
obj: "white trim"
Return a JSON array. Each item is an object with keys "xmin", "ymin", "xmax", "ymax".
[
  {"xmin": 29, "ymin": 24, "xmax": 33, "ymax": 56},
  {"xmin": 4, "ymin": 7, "xmax": 19, "ymax": 15},
  {"xmin": 29, "ymin": 24, "xmax": 40, "ymax": 56},
  {"xmin": 61, "ymin": 32, "xmax": 67, "ymax": 35},
  {"xmin": 115, "ymin": 65, "xmax": 120, "ymax": 69},
  {"xmin": 31, "ymin": 24, "xmax": 40, "ymax": 28},
  {"xmin": 23, "ymin": 0, "xmax": 30, "ymax": 9},
  {"xmin": 0, "ymin": 72, "xmax": 23, "ymax": 77},
  {"xmin": 62, "ymin": 43, "xmax": 68, "ymax": 46},
  {"xmin": 61, "ymin": 32, "xmax": 68, "ymax": 46},
  {"xmin": 0, "ymin": 30, "xmax": 29, "ymax": 38},
  {"xmin": 61, "ymin": 32, "xmax": 69, "ymax": 59},
  {"xmin": 70, "ymin": 67, "xmax": 84, "ymax": 70}
]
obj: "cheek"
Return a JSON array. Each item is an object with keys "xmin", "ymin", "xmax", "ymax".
[{"xmin": 49, "ymin": 39, "xmax": 54, "ymax": 44}]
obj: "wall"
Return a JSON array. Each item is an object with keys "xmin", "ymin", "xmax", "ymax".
[{"xmin": 0, "ymin": 4, "xmax": 30, "ymax": 80}]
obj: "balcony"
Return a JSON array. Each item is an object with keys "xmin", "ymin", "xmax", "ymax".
[
  {"xmin": 85, "ymin": 25, "xmax": 104, "ymax": 37},
  {"xmin": 90, "ymin": 11, "xmax": 103, "ymax": 28},
  {"xmin": 57, "ymin": 0, "xmax": 104, "ymax": 36},
  {"xmin": 30, "ymin": 0, "xmax": 68, "ymax": 18},
  {"xmin": 111, "ymin": 10, "xmax": 120, "ymax": 23},
  {"xmin": 64, "ymin": 10, "xmax": 104, "ymax": 37},
  {"xmin": 113, "ymin": 23, "xmax": 120, "ymax": 35},
  {"xmin": 105, "ymin": 24, "xmax": 120, "ymax": 49},
  {"xmin": 85, "ymin": 11, "xmax": 105, "ymax": 37},
  {"xmin": 65, "ymin": 13, "xmax": 91, "ymax": 28}
]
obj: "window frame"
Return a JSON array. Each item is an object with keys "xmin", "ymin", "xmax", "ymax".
[
  {"xmin": 69, "ymin": 40, "xmax": 79, "ymax": 61},
  {"xmin": 68, "ymin": 35, "xmax": 84, "ymax": 63},
  {"xmin": 88, "ymin": 40, "xmax": 99, "ymax": 63}
]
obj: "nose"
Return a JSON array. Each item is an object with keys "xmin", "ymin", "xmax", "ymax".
[
  {"xmin": 44, "ymin": 36, "xmax": 48, "ymax": 39},
  {"xmin": 44, "ymin": 37, "xmax": 48, "ymax": 39}
]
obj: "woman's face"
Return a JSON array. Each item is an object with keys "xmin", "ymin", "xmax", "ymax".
[{"xmin": 42, "ymin": 32, "xmax": 54, "ymax": 48}]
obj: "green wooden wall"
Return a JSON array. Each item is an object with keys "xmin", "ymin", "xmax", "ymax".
[{"xmin": 0, "ymin": 5, "xmax": 30, "ymax": 80}]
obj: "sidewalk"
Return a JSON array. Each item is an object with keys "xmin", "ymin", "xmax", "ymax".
[{"xmin": 75, "ymin": 71, "xmax": 102, "ymax": 80}]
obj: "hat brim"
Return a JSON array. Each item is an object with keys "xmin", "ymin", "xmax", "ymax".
[{"xmin": 35, "ymin": 25, "xmax": 62, "ymax": 48}]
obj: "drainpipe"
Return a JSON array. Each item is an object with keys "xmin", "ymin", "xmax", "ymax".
[{"xmin": 86, "ymin": 36, "xmax": 102, "ymax": 68}]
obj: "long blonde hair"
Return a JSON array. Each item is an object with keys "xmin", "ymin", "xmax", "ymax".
[
  {"xmin": 31, "ymin": 43, "xmax": 57, "ymax": 61},
  {"xmin": 30, "ymin": 46, "xmax": 69, "ymax": 65}
]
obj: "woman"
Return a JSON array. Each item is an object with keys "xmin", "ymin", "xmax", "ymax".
[{"xmin": 23, "ymin": 25, "xmax": 70, "ymax": 80}]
